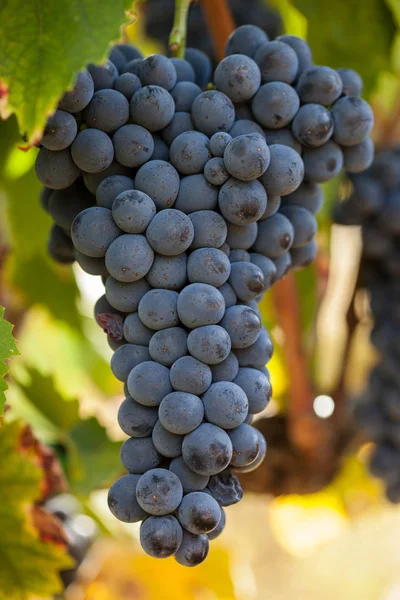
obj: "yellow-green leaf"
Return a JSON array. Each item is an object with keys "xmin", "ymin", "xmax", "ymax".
[
  {"xmin": 0, "ymin": 0, "xmax": 132, "ymax": 144},
  {"xmin": 0, "ymin": 307, "xmax": 19, "ymax": 416},
  {"xmin": 0, "ymin": 421, "xmax": 73, "ymax": 600}
]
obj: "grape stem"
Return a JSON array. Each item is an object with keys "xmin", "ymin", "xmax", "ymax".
[
  {"xmin": 169, "ymin": 0, "xmax": 193, "ymax": 58},
  {"xmin": 200, "ymin": 0, "xmax": 235, "ymax": 61}
]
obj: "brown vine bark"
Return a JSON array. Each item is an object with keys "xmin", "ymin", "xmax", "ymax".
[{"xmin": 200, "ymin": 0, "xmax": 236, "ymax": 61}]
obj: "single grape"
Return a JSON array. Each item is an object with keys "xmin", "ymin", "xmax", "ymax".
[
  {"xmin": 226, "ymin": 222, "xmax": 258, "ymax": 250},
  {"xmin": 161, "ymin": 112, "xmax": 194, "ymax": 146},
  {"xmin": 108, "ymin": 475, "xmax": 147, "ymax": 522},
  {"xmin": 177, "ymin": 491, "xmax": 221, "ymax": 534},
  {"xmin": 282, "ymin": 181, "xmax": 323, "ymax": 214},
  {"xmin": 214, "ymin": 54, "xmax": 261, "ymax": 102},
  {"xmin": 169, "ymin": 457, "xmax": 209, "ymax": 493},
  {"xmin": 105, "ymin": 234, "xmax": 154, "ymax": 282},
  {"xmin": 140, "ymin": 515, "xmax": 183, "ymax": 558},
  {"xmin": 292, "ymin": 104, "xmax": 333, "ymax": 148},
  {"xmin": 71, "ymin": 207, "xmax": 121, "ymax": 258},
  {"xmin": 189, "ymin": 210, "xmax": 227, "ymax": 249},
  {"xmin": 342, "ymin": 137, "xmax": 374, "ymax": 173},
  {"xmin": 84, "ymin": 89, "xmax": 130, "ymax": 133},
  {"xmin": 130, "ymin": 85, "xmax": 175, "ymax": 132},
  {"xmin": 96, "ymin": 175, "xmax": 134, "ymax": 210},
  {"xmin": 187, "ymin": 325, "xmax": 231, "ymax": 365},
  {"xmin": 219, "ymin": 177, "xmax": 267, "ymax": 224},
  {"xmin": 111, "ymin": 343, "xmax": 151, "ymax": 382},
  {"xmin": 336, "ymin": 67, "xmax": 363, "ymax": 96},
  {"xmin": 120, "ymin": 436, "xmax": 161, "ymax": 474},
  {"xmin": 170, "ymin": 81, "xmax": 202, "ymax": 112},
  {"xmin": 71, "ymin": 129, "xmax": 114, "ymax": 173},
  {"xmin": 170, "ymin": 131, "xmax": 212, "ymax": 175},
  {"xmin": 135, "ymin": 160, "xmax": 180, "ymax": 210},
  {"xmin": 207, "ymin": 468, "xmax": 243, "ymax": 506},
  {"xmin": 123, "ymin": 312, "xmax": 153, "ymax": 346},
  {"xmin": 233, "ymin": 367, "xmax": 271, "ymax": 413},
  {"xmin": 254, "ymin": 40, "xmax": 298, "ymax": 84},
  {"xmin": 276, "ymin": 34, "xmax": 312, "ymax": 76},
  {"xmin": 74, "ymin": 250, "xmax": 108, "ymax": 276},
  {"xmin": 260, "ymin": 144, "xmax": 304, "ymax": 196},
  {"xmin": 105, "ymin": 277, "xmax": 150, "ymax": 312},
  {"xmin": 136, "ymin": 468, "xmax": 183, "ymax": 515},
  {"xmin": 35, "ymin": 148, "xmax": 80, "ymax": 189},
  {"xmin": 297, "ymin": 66, "xmax": 343, "ymax": 106},
  {"xmin": 252, "ymin": 82, "xmax": 300, "ymax": 129},
  {"xmin": 170, "ymin": 356, "xmax": 212, "ymax": 395},
  {"xmin": 228, "ymin": 261, "xmax": 265, "ymax": 301},
  {"xmin": 228, "ymin": 423, "xmax": 260, "ymax": 467},
  {"xmin": 127, "ymin": 361, "xmax": 172, "ymax": 406},
  {"xmin": 140, "ymin": 54, "xmax": 177, "ymax": 90},
  {"xmin": 109, "ymin": 46, "xmax": 127, "ymax": 71},
  {"xmin": 177, "ymin": 283, "xmax": 225, "ymax": 328},
  {"xmin": 170, "ymin": 58, "xmax": 196, "ymax": 82},
  {"xmin": 116, "ymin": 43, "xmax": 143, "ymax": 61},
  {"xmin": 331, "ymin": 96, "xmax": 374, "ymax": 146},
  {"xmin": 187, "ymin": 248, "xmax": 231, "ymax": 287},
  {"xmin": 146, "ymin": 209, "xmax": 194, "ymax": 255},
  {"xmin": 225, "ymin": 24, "xmax": 269, "ymax": 58},
  {"xmin": 87, "ymin": 60, "xmax": 118, "ymax": 90},
  {"xmin": 204, "ymin": 157, "xmax": 230, "ymax": 186},
  {"xmin": 264, "ymin": 128, "xmax": 302, "ymax": 154},
  {"xmin": 302, "ymin": 140, "xmax": 343, "ymax": 183},
  {"xmin": 112, "ymin": 190, "xmax": 156, "ymax": 234},
  {"xmin": 220, "ymin": 305, "xmax": 261, "ymax": 348},
  {"xmin": 279, "ymin": 205, "xmax": 317, "ymax": 248},
  {"xmin": 209, "ymin": 132, "xmax": 232, "ymax": 157},
  {"xmin": 114, "ymin": 72, "xmax": 142, "ymax": 99},
  {"xmin": 223, "ymin": 134, "xmax": 270, "ymax": 182},
  {"xmin": 112, "ymin": 124, "xmax": 154, "ymax": 167},
  {"xmin": 175, "ymin": 174, "xmax": 218, "ymax": 213},
  {"xmin": 202, "ymin": 381, "xmax": 248, "ymax": 429},
  {"xmin": 182, "ymin": 423, "xmax": 233, "ymax": 476},
  {"xmin": 191, "ymin": 91, "xmax": 235, "ymax": 136},
  {"xmin": 159, "ymin": 391, "xmax": 204, "ymax": 434},
  {"xmin": 234, "ymin": 327, "xmax": 274, "ymax": 369},
  {"xmin": 185, "ymin": 48, "xmax": 212, "ymax": 86},
  {"xmin": 231, "ymin": 428, "xmax": 267, "ymax": 473},
  {"xmin": 149, "ymin": 327, "xmax": 188, "ymax": 366},
  {"xmin": 174, "ymin": 531, "xmax": 209, "ymax": 567},
  {"xmin": 146, "ymin": 253, "xmax": 188, "ymax": 290},
  {"xmin": 152, "ymin": 420, "xmax": 184, "ymax": 458},
  {"xmin": 117, "ymin": 397, "xmax": 158, "ymax": 437},
  {"xmin": 229, "ymin": 119, "xmax": 265, "ymax": 139},
  {"xmin": 210, "ymin": 352, "xmax": 239, "ymax": 383},
  {"xmin": 42, "ymin": 110, "xmax": 78, "ymax": 151},
  {"xmin": 58, "ymin": 71, "xmax": 94, "ymax": 113},
  {"xmin": 138, "ymin": 289, "xmax": 179, "ymax": 330}
]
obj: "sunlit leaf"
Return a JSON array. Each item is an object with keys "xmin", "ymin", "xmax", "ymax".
[{"xmin": 0, "ymin": 307, "xmax": 19, "ymax": 417}]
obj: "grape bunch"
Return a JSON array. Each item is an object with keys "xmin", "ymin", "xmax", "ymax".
[
  {"xmin": 35, "ymin": 24, "xmax": 373, "ymax": 564},
  {"xmin": 336, "ymin": 149, "xmax": 400, "ymax": 503}
]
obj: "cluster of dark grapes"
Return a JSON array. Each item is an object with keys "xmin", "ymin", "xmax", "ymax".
[
  {"xmin": 144, "ymin": 0, "xmax": 282, "ymax": 65},
  {"xmin": 336, "ymin": 149, "xmax": 400, "ymax": 503},
  {"xmin": 35, "ymin": 23, "xmax": 373, "ymax": 565}
]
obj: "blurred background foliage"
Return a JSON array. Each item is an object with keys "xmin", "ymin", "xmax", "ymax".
[{"xmin": 0, "ymin": 0, "xmax": 400, "ymax": 598}]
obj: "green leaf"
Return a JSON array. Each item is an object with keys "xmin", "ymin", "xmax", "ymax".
[
  {"xmin": 69, "ymin": 417, "xmax": 121, "ymax": 495},
  {"xmin": 0, "ymin": 421, "xmax": 73, "ymax": 600},
  {"xmin": 0, "ymin": 307, "xmax": 19, "ymax": 416},
  {"xmin": 293, "ymin": 0, "xmax": 397, "ymax": 96},
  {"xmin": 0, "ymin": 0, "xmax": 131, "ymax": 143},
  {"xmin": 16, "ymin": 368, "xmax": 80, "ymax": 433}
]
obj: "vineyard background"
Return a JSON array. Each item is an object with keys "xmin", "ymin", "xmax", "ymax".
[{"xmin": 1, "ymin": 0, "xmax": 400, "ymax": 598}]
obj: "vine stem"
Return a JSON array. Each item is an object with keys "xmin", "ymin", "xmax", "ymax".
[
  {"xmin": 200, "ymin": 0, "xmax": 235, "ymax": 61},
  {"xmin": 169, "ymin": 0, "xmax": 193, "ymax": 58}
]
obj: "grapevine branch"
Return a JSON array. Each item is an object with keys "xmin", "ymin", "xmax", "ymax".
[
  {"xmin": 169, "ymin": 0, "xmax": 193, "ymax": 58},
  {"xmin": 200, "ymin": 0, "xmax": 236, "ymax": 61}
]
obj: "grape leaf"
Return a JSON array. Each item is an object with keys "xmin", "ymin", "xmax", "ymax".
[
  {"xmin": 293, "ymin": 0, "xmax": 396, "ymax": 96},
  {"xmin": 0, "ymin": 421, "xmax": 73, "ymax": 600},
  {"xmin": 0, "ymin": 307, "xmax": 19, "ymax": 416},
  {"xmin": 0, "ymin": 0, "xmax": 132, "ymax": 144}
]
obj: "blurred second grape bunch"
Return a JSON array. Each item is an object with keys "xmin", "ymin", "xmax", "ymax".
[{"xmin": 34, "ymin": 3, "xmax": 374, "ymax": 566}]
